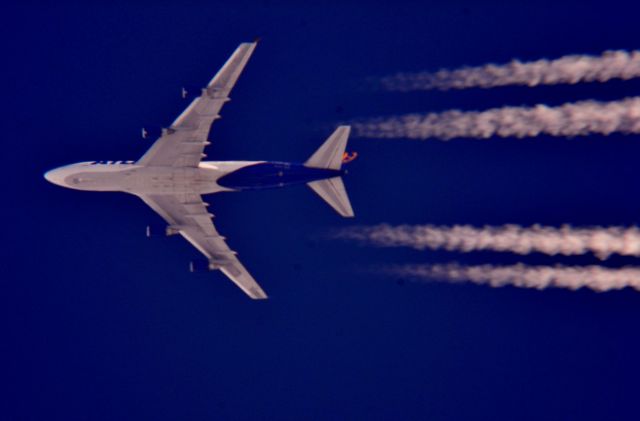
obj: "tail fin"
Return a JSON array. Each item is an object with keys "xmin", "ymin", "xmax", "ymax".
[
  {"xmin": 305, "ymin": 126, "xmax": 355, "ymax": 218},
  {"xmin": 305, "ymin": 126, "xmax": 351, "ymax": 170}
]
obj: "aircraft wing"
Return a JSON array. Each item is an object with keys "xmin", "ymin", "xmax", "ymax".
[
  {"xmin": 139, "ymin": 193, "xmax": 268, "ymax": 299},
  {"xmin": 137, "ymin": 42, "xmax": 257, "ymax": 167}
]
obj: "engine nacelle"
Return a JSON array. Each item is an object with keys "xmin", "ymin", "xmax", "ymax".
[
  {"xmin": 146, "ymin": 224, "xmax": 183, "ymax": 238},
  {"xmin": 146, "ymin": 223, "xmax": 168, "ymax": 238},
  {"xmin": 141, "ymin": 127, "xmax": 162, "ymax": 139},
  {"xmin": 189, "ymin": 259, "xmax": 222, "ymax": 273},
  {"xmin": 180, "ymin": 85, "xmax": 201, "ymax": 100},
  {"xmin": 190, "ymin": 259, "xmax": 211, "ymax": 273},
  {"xmin": 165, "ymin": 225, "xmax": 181, "ymax": 236}
]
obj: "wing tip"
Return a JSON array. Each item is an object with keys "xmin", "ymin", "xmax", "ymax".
[{"xmin": 249, "ymin": 288, "xmax": 269, "ymax": 300}]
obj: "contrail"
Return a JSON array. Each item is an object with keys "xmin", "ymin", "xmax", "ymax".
[
  {"xmin": 352, "ymin": 97, "xmax": 640, "ymax": 140},
  {"xmin": 381, "ymin": 50, "xmax": 640, "ymax": 91},
  {"xmin": 384, "ymin": 263, "xmax": 640, "ymax": 292},
  {"xmin": 334, "ymin": 224, "xmax": 640, "ymax": 260}
]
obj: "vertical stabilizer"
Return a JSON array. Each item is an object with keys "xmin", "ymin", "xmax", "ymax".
[{"xmin": 305, "ymin": 126, "xmax": 351, "ymax": 170}]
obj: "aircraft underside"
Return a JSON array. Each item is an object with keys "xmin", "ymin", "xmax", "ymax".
[{"xmin": 44, "ymin": 41, "xmax": 354, "ymax": 299}]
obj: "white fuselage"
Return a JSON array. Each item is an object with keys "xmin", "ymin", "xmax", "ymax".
[{"xmin": 44, "ymin": 161, "xmax": 263, "ymax": 195}]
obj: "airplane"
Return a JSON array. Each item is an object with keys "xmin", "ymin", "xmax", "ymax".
[{"xmin": 44, "ymin": 42, "xmax": 354, "ymax": 300}]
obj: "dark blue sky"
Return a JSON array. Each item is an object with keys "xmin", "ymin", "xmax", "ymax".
[{"xmin": 5, "ymin": 1, "xmax": 640, "ymax": 420}]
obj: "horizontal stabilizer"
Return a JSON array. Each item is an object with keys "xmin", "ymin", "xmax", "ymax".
[
  {"xmin": 308, "ymin": 176, "xmax": 354, "ymax": 218},
  {"xmin": 305, "ymin": 126, "xmax": 351, "ymax": 170}
]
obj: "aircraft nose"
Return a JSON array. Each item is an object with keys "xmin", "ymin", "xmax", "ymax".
[{"xmin": 44, "ymin": 168, "xmax": 66, "ymax": 187}]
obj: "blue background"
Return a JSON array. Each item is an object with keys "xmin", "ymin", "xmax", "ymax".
[{"xmin": 4, "ymin": 1, "xmax": 640, "ymax": 419}]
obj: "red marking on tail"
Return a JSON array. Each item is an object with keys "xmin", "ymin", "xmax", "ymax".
[{"xmin": 342, "ymin": 151, "xmax": 358, "ymax": 164}]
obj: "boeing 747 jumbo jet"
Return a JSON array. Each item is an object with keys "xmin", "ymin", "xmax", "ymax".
[{"xmin": 44, "ymin": 42, "xmax": 354, "ymax": 299}]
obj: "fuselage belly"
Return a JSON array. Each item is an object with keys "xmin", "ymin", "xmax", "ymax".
[{"xmin": 44, "ymin": 160, "xmax": 343, "ymax": 195}]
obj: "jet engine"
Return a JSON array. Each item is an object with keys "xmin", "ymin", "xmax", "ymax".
[
  {"xmin": 189, "ymin": 259, "xmax": 222, "ymax": 272},
  {"xmin": 145, "ymin": 223, "xmax": 178, "ymax": 238},
  {"xmin": 190, "ymin": 259, "xmax": 211, "ymax": 273},
  {"xmin": 141, "ymin": 127, "xmax": 162, "ymax": 139},
  {"xmin": 180, "ymin": 85, "xmax": 201, "ymax": 100}
]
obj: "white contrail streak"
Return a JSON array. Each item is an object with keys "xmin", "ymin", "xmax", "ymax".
[
  {"xmin": 334, "ymin": 224, "xmax": 640, "ymax": 260},
  {"xmin": 381, "ymin": 50, "xmax": 640, "ymax": 91},
  {"xmin": 384, "ymin": 263, "xmax": 640, "ymax": 292},
  {"xmin": 352, "ymin": 97, "xmax": 640, "ymax": 140}
]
